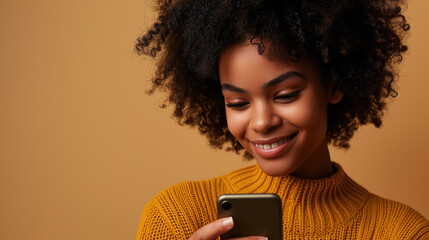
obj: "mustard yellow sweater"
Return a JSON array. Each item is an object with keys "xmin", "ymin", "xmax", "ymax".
[{"xmin": 136, "ymin": 163, "xmax": 429, "ymax": 239}]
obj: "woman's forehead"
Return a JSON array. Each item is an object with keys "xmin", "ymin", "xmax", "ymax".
[{"xmin": 219, "ymin": 42, "xmax": 321, "ymax": 85}]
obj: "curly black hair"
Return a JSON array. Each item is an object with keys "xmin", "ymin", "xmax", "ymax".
[{"xmin": 135, "ymin": 0, "xmax": 409, "ymax": 158}]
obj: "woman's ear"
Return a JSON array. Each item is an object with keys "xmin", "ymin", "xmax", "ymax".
[{"xmin": 328, "ymin": 88, "xmax": 344, "ymax": 104}]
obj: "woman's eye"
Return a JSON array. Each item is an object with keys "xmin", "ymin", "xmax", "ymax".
[
  {"xmin": 275, "ymin": 91, "xmax": 300, "ymax": 101},
  {"xmin": 226, "ymin": 102, "xmax": 249, "ymax": 109}
]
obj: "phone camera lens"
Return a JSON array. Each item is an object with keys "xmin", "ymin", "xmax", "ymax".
[{"xmin": 221, "ymin": 201, "xmax": 231, "ymax": 210}]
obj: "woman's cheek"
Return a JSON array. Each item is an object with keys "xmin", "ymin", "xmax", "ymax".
[
  {"xmin": 284, "ymin": 94, "xmax": 328, "ymax": 129},
  {"xmin": 278, "ymin": 102, "xmax": 313, "ymax": 128},
  {"xmin": 225, "ymin": 110, "xmax": 249, "ymax": 139}
]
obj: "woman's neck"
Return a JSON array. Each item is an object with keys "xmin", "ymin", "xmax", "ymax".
[{"xmin": 290, "ymin": 139, "xmax": 334, "ymax": 179}]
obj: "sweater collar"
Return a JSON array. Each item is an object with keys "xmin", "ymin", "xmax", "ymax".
[{"xmin": 222, "ymin": 162, "xmax": 369, "ymax": 236}]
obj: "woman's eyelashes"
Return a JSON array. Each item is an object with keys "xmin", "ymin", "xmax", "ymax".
[
  {"xmin": 226, "ymin": 102, "xmax": 249, "ymax": 109},
  {"xmin": 274, "ymin": 91, "xmax": 301, "ymax": 102},
  {"xmin": 225, "ymin": 91, "xmax": 301, "ymax": 109}
]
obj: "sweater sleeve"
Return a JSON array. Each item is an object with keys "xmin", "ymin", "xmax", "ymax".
[
  {"xmin": 135, "ymin": 197, "xmax": 178, "ymax": 240},
  {"xmin": 389, "ymin": 204, "xmax": 429, "ymax": 239},
  {"xmin": 135, "ymin": 181, "xmax": 215, "ymax": 240}
]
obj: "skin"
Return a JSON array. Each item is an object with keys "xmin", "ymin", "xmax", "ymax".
[
  {"xmin": 189, "ymin": 41, "xmax": 343, "ymax": 239},
  {"xmin": 219, "ymin": 42, "xmax": 342, "ymax": 179},
  {"xmin": 189, "ymin": 217, "xmax": 267, "ymax": 240}
]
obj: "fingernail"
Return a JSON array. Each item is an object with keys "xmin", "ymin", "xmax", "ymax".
[
  {"xmin": 222, "ymin": 217, "xmax": 233, "ymax": 228},
  {"xmin": 258, "ymin": 238, "xmax": 268, "ymax": 240}
]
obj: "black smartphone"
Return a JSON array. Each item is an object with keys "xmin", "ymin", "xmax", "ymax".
[{"xmin": 217, "ymin": 193, "xmax": 282, "ymax": 240}]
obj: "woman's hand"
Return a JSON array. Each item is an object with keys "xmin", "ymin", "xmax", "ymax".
[{"xmin": 189, "ymin": 217, "xmax": 268, "ymax": 240}]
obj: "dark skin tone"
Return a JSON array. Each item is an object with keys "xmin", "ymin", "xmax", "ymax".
[{"xmin": 189, "ymin": 42, "xmax": 343, "ymax": 240}]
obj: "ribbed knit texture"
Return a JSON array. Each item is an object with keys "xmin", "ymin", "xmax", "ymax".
[{"xmin": 136, "ymin": 163, "xmax": 429, "ymax": 239}]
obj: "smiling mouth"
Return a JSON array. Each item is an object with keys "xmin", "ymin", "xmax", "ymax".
[{"xmin": 254, "ymin": 133, "xmax": 297, "ymax": 150}]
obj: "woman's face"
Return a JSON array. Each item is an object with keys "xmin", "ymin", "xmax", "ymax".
[{"xmin": 219, "ymin": 42, "xmax": 342, "ymax": 178}]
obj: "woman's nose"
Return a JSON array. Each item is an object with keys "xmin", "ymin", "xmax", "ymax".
[{"xmin": 249, "ymin": 103, "xmax": 281, "ymax": 133}]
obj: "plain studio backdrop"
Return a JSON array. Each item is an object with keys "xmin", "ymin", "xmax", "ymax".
[{"xmin": 0, "ymin": 1, "xmax": 428, "ymax": 239}]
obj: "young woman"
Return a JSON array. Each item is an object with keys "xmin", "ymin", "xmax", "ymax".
[{"xmin": 134, "ymin": 0, "xmax": 429, "ymax": 239}]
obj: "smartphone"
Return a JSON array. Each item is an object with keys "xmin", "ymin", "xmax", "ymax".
[{"xmin": 217, "ymin": 193, "xmax": 282, "ymax": 240}]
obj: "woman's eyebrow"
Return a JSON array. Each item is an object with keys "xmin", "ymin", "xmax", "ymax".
[
  {"xmin": 261, "ymin": 71, "xmax": 306, "ymax": 90},
  {"xmin": 221, "ymin": 71, "xmax": 306, "ymax": 93},
  {"xmin": 221, "ymin": 83, "xmax": 246, "ymax": 93}
]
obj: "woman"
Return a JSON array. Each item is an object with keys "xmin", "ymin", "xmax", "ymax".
[{"xmin": 135, "ymin": 0, "xmax": 429, "ymax": 239}]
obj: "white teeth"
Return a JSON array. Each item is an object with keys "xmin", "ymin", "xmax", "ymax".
[{"xmin": 255, "ymin": 138, "xmax": 289, "ymax": 150}]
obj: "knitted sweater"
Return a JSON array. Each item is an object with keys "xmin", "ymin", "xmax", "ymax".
[{"xmin": 135, "ymin": 163, "xmax": 429, "ymax": 239}]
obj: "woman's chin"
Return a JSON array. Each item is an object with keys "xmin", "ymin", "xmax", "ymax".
[{"xmin": 255, "ymin": 158, "xmax": 298, "ymax": 177}]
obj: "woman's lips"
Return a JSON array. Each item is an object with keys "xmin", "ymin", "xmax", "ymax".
[{"xmin": 250, "ymin": 133, "xmax": 297, "ymax": 159}]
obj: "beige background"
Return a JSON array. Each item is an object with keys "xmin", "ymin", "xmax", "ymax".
[{"xmin": 0, "ymin": 0, "xmax": 428, "ymax": 239}]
